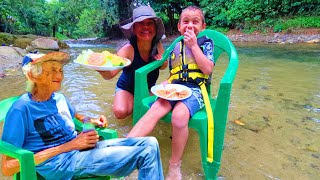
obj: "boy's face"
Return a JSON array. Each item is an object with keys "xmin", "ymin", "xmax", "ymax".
[{"xmin": 178, "ymin": 9, "xmax": 206, "ymax": 36}]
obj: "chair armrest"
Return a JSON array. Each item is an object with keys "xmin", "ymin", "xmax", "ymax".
[
  {"xmin": 0, "ymin": 140, "xmax": 37, "ymax": 179},
  {"xmin": 95, "ymin": 128, "xmax": 118, "ymax": 140},
  {"xmin": 135, "ymin": 60, "xmax": 165, "ymax": 99},
  {"xmin": 73, "ymin": 118, "xmax": 118, "ymax": 140}
]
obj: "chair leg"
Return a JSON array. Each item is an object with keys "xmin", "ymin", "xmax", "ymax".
[
  {"xmin": 202, "ymin": 161, "xmax": 220, "ymax": 180},
  {"xmin": 193, "ymin": 122, "xmax": 219, "ymax": 180}
]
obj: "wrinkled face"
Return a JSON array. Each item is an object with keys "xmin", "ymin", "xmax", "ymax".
[
  {"xmin": 178, "ymin": 9, "xmax": 206, "ymax": 36},
  {"xmin": 36, "ymin": 61, "xmax": 64, "ymax": 93},
  {"xmin": 133, "ymin": 18, "xmax": 157, "ymax": 41}
]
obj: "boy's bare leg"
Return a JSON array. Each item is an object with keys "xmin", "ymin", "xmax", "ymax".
[
  {"xmin": 127, "ymin": 99, "xmax": 172, "ymax": 137},
  {"xmin": 166, "ymin": 102, "xmax": 190, "ymax": 180}
]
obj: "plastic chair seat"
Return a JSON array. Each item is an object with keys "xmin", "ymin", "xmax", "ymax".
[{"xmin": 141, "ymin": 95, "xmax": 217, "ymax": 125}]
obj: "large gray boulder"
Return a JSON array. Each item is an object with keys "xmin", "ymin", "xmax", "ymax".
[{"xmin": 29, "ymin": 37, "xmax": 60, "ymax": 51}]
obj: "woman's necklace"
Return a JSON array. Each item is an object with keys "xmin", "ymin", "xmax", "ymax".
[
  {"xmin": 31, "ymin": 93, "xmax": 57, "ymax": 117},
  {"xmin": 32, "ymin": 93, "xmax": 50, "ymax": 102}
]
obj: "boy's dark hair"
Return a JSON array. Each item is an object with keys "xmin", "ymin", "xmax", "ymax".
[{"xmin": 179, "ymin": 6, "xmax": 205, "ymax": 24}]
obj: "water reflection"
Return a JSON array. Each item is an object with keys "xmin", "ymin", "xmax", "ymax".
[{"xmin": 0, "ymin": 42, "xmax": 319, "ymax": 179}]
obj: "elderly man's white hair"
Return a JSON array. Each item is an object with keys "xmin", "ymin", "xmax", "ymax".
[{"xmin": 22, "ymin": 63, "xmax": 43, "ymax": 92}]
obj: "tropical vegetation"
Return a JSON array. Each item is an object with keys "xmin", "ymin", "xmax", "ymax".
[{"xmin": 0, "ymin": 0, "xmax": 319, "ymax": 39}]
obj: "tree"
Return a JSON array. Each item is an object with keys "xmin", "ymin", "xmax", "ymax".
[{"xmin": 46, "ymin": 0, "xmax": 63, "ymax": 37}]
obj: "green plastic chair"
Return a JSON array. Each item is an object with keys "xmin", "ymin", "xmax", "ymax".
[
  {"xmin": 0, "ymin": 96, "xmax": 118, "ymax": 180},
  {"xmin": 133, "ymin": 29, "xmax": 239, "ymax": 180}
]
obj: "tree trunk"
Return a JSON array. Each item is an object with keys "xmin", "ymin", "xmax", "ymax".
[
  {"xmin": 118, "ymin": 0, "xmax": 132, "ymax": 22},
  {"xmin": 52, "ymin": 25, "xmax": 56, "ymax": 37}
]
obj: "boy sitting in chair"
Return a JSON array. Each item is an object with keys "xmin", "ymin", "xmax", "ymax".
[{"xmin": 127, "ymin": 6, "xmax": 214, "ymax": 180}]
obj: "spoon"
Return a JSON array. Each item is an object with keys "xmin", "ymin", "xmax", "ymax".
[{"xmin": 165, "ymin": 89, "xmax": 182, "ymax": 98}]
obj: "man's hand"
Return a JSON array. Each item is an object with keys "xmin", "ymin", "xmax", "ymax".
[
  {"xmin": 68, "ymin": 131, "xmax": 99, "ymax": 151},
  {"xmin": 91, "ymin": 115, "xmax": 108, "ymax": 128}
]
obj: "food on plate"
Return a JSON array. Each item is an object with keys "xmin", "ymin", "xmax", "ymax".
[
  {"xmin": 157, "ymin": 88, "xmax": 177, "ymax": 97},
  {"xmin": 76, "ymin": 49, "xmax": 127, "ymax": 67},
  {"xmin": 88, "ymin": 53, "xmax": 106, "ymax": 66},
  {"xmin": 156, "ymin": 88, "xmax": 189, "ymax": 99},
  {"xmin": 111, "ymin": 55, "xmax": 126, "ymax": 66},
  {"xmin": 102, "ymin": 50, "xmax": 126, "ymax": 66}
]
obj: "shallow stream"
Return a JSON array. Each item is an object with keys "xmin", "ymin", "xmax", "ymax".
[{"xmin": 0, "ymin": 42, "xmax": 319, "ymax": 179}]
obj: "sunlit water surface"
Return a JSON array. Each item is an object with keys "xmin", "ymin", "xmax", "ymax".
[{"xmin": 0, "ymin": 42, "xmax": 319, "ymax": 180}]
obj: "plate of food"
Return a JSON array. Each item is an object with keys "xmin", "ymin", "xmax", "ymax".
[
  {"xmin": 151, "ymin": 84, "xmax": 192, "ymax": 101},
  {"xmin": 74, "ymin": 49, "xmax": 131, "ymax": 71}
]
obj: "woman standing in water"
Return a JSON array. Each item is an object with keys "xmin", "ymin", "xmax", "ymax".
[{"xmin": 98, "ymin": 5, "xmax": 167, "ymax": 119}]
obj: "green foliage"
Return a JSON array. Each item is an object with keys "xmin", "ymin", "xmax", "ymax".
[
  {"xmin": 0, "ymin": 32, "xmax": 15, "ymax": 45},
  {"xmin": 226, "ymin": 0, "xmax": 258, "ymax": 25},
  {"xmin": 54, "ymin": 32, "xmax": 69, "ymax": 40},
  {"xmin": 74, "ymin": 9, "xmax": 105, "ymax": 38},
  {"xmin": 273, "ymin": 23, "xmax": 283, "ymax": 33},
  {"xmin": 0, "ymin": 0, "xmax": 319, "ymax": 37},
  {"xmin": 212, "ymin": 27, "xmax": 229, "ymax": 33},
  {"xmin": 242, "ymin": 27, "xmax": 256, "ymax": 34},
  {"xmin": 283, "ymin": 16, "xmax": 320, "ymax": 29},
  {"xmin": 200, "ymin": 0, "xmax": 231, "ymax": 27},
  {"xmin": 201, "ymin": 0, "xmax": 320, "ymax": 32}
]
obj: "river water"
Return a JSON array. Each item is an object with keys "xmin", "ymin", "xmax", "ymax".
[{"xmin": 0, "ymin": 42, "xmax": 319, "ymax": 180}]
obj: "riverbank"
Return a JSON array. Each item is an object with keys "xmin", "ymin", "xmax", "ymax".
[
  {"xmin": 65, "ymin": 28, "xmax": 320, "ymax": 45},
  {"xmin": 226, "ymin": 28, "xmax": 320, "ymax": 43}
]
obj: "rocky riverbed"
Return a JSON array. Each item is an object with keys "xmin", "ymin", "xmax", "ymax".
[
  {"xmin": 226, "ymin": 28, "xmax": 320, "ymax": 43},
  {"xmin": 65, "ymin": 28, "xmax": 320, "ymax": 45}
]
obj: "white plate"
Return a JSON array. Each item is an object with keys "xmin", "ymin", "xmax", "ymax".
[
  {"xmin": 73, "ymin": 58, "xmax": 131, "ymax": 71},
  {"xmin": 151, "ymin": 84, "xmax": 192, "ymax": 101}
]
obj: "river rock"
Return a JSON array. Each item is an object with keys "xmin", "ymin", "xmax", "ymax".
[
  {"xmin": 29, "ymin": 37, "xmax": 60, "ymax": 51},
  {"xmin": 0, "ymin": 46, "xmax": 25, "ymax": 75},
  {"xmin": 305, "ymin": 38, "xmax": 320, "ymax": 44},
  {"xmin": 58, "ymin": 41, "xmax": 70, "ymax": 49},
  {"xmin": 13, "ymin": 37, "xmax": 33, "ymax": 49}
]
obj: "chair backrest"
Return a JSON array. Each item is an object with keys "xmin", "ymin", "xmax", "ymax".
[
  {"xmin": 198, "ymin": 29, "xmax": 238, "ymax": 94},
  {"xmin": 0, "ymin": 96, "xmax": 20, "ymax": 122}
]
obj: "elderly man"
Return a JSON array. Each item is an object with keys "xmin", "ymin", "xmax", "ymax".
[{"xmin": 1, "ymin": 52, "xmax": 164, "ymax": 180}]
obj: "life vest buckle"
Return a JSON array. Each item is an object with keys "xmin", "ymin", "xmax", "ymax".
[
  {"xmin": 195, "ymin": 77, "xmax": 205, "ymax": 86},
  {"xmin": 181, "ymin": 72, "xmax": 188, "ymax": 81},
  {"xmin": 182, "ymin": 64, "xmax": 188, "ymax": 70}
]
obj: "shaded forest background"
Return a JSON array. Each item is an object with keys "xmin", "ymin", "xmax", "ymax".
[{"xmin": 0, "ymin": 0, "xmax": 319, "ymax": 40}]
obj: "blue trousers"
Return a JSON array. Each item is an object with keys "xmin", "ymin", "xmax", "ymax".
[{"xmin": 72, "ymin": 137, "xmax": 164, "ymax": 180}]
